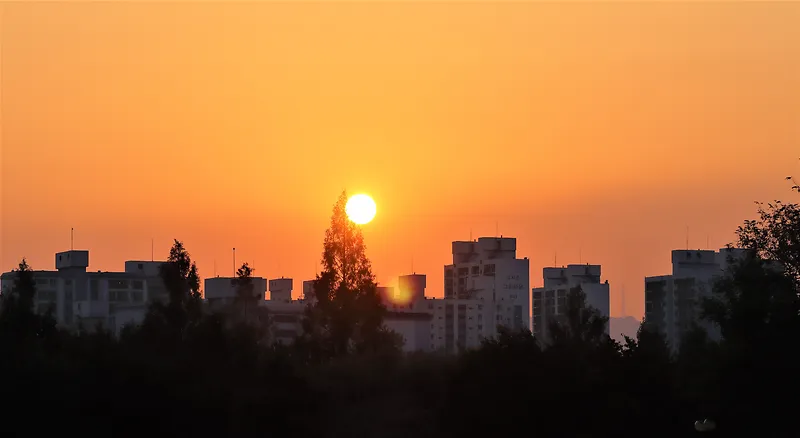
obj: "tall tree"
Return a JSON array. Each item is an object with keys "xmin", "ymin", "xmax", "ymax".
[
  {"xmin": 145, "ymin": 240, "xmax": 203, "ymax": 335},
  {"xmin": 233, "ymin": 262, "xmax": 258, "ymax": 322},
  {"xmin": 162, "ymin": 239, "xmax": 201, "ymax": 303},
  {"xmin": 302, "ymin": 191, "xmax": 398, "ymax": 358},
  {"xmin": 0, "ymin": 259, "xmax": 58, "ymax": 350},
  {"xmin": 699, "ymin": 178, "xmax": 800, "ymax": 435}
]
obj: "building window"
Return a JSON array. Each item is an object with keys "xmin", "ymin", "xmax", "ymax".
[
  {"xmin": 109, "ymin": 279, "xmax": 129, "ymax": 289},
  {"xmin": 483, "ymin": 264, "xmax": 496, "ymax": 276}
]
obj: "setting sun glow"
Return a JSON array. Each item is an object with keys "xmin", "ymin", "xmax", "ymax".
[{"xmin": 345, "ymin": 194, "xmax": 377, "ymax": 225}]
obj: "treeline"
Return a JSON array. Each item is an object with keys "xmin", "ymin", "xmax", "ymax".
[{"xmin": 2, "ymin": 191, "xmax": 799, "ymax": 437}]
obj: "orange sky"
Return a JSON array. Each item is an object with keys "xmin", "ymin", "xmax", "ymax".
[{"xmin": 2, "ymin": 2, "xmax": 799, "ymax": 320}]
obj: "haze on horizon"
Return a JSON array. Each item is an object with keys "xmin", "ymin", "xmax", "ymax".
[{"xmin": 2, "ymin": 2, "xmax": 799, "ymax": 320}]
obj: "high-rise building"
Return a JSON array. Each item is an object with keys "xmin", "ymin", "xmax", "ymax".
[
  {"xmin": 531, "ymin": 264, "xmax": 610, "ymax": 344},
  {"xmin": 644, "ymin": 248, "xmax": 746, "ymax": 350},
  {"xmin": 437, "ymin": 237, "xmax": 530, "ymax": 353}
]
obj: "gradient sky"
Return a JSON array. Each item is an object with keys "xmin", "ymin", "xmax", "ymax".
[{"xmin": 2, "ymin": 2, "xmax": 799, "ymax": 320}]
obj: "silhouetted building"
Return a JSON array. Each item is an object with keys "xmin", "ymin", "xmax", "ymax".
[
  {"xmin": 380, "ymin": 274, "xmax": 434, "ymax": 352},
  {"xmin": 438, "ymin": 237, "xmax": 530, "ymax": 353},
  {"xmin": 204, "ymin": 276, "xmax": 305, "ymax": 344},
  {"xmin": 269, "ymin": 278, "xmax": 293, "ymax": 302},
  {"xmin": 531, "ymin": 264, "xmax": 610, "ymax": 344},
  {"xmin": 384, "ymin": 310, "xmax": 433, "ymax": 352},
  {"xmin": 205, "ymin": 276, "xmax": 268, "ymax": 309},
  {"xmin": 644, "ymin": 248, "xmax": 746, "ymax": 350},
  {"xmin": 0, "ymin": 250, "xmax": 164, "ymax": 336},
  {"xmin": 380, "ymin": 274, "xmax": 427, "ymax": 312},
  {"xmin": 302, "ymin": 279, "xmax": 315, "ymax": 301}
]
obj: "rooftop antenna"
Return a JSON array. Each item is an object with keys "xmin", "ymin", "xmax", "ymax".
[
  {"xmin": 554, "ymin": 251, "xmax": 557, "ymax": 267},
  {"xmin": 70, "ymin": 228, "xmax": 74, "ymax": 250},
  {"xmin": 686, "ymin": 226, "xmax": 689, "ymax": 250},
  {"xmin": 233, "ymin": 247, "xmax": 236, "ymax": 277},
  {"xmin": 411, "ymin": 255, "xmax": 414, "ymax": 274},
  {"xmin": 469, "ymin": 228, "xmax": 473, "ymax": 241}
]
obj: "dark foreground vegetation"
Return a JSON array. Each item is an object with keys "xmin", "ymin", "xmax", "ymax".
[{"xmin": 2, "ymin": 190, "xmax": 799, "ymax": 437}]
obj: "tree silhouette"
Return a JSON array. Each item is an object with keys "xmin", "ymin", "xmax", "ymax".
[
  {"xmin": 302, "ymin": 191, "xmax": 399, "ymax": 358},
  {"xmin": 547, "ymin": 285, "xmax": 610, "ymax": 348},
  {"xmin": 233, "ymin": 262, "xmax": 257, "ymax": 320},
  {"xmin": 737, "ymin": 174, "xmax": 800, "ymax": 283},
  {"xmin": 141, "ymin": 240, "xmax": 203, "ymax": 341},
  {"xmin": 737, "ymin": 200, "xmax": 800, "ymax": 284},
  {"xmin": 0, "ymin": 259, "xmax": 58, "ymax": 346},
  {"xmin": 697, "ymin": 178, "xmax": 800, "ymax": 435}
]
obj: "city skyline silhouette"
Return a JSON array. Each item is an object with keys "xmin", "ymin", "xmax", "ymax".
[{"xmin": 3, "ymin": 2, "xmax": 799, "ymax": 321}]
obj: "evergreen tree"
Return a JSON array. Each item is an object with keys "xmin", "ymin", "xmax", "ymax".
[
  {"xmin": 302, "ymin": 191, "xmax": 400, "ymax": 358},
  {"xmin": 141, "ymin": 240, "xmax": 203, "ymax": 340},
  {"xmin": 0, "ymin": 259, "xmax": 57, "ymax": 345},
  {"xmin": 233, "ymin": 262, "xmax": 257, "ymax": 320}
]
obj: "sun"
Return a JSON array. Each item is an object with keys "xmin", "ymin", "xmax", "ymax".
[{"xmin": 345, "ymin": 194, "xmax": 377, "ymax": 225}]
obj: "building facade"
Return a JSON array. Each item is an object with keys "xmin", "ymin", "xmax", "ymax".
[
  {"xmin": 204, "ymin": 276, "xmax": 304, "ymax": 344},
  {"xmin": 0, "ymin": 250, "xmax": 163, "ymax": 336},
  {"xmin": 204, "ymin": 276, "xmax": 269, "ymax": 309},
  {"xmin": 531, "ymin": 264, "xmax": 610, "ymax": 344},
  {"xmin": 437, "ymin": 237, "xmax": 530, "ymax": 353},
  {"xmin": 644, "ymin": 248, "xmax": 745, "ymax": 350},
  {"xmin": 376, "ymin": 274, "xmax": 434, "ymax": 352}
]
